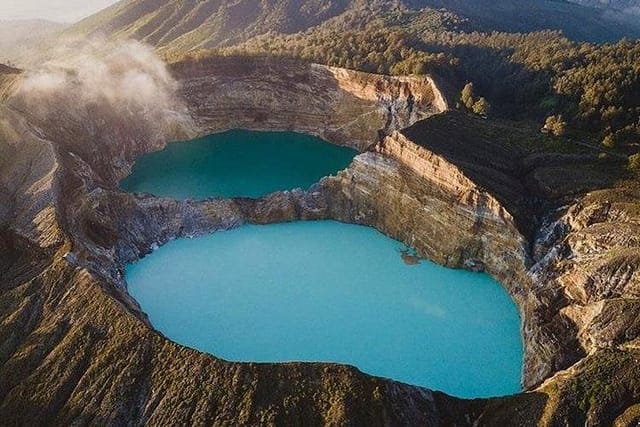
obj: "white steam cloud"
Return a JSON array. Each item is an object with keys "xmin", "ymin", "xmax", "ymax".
[
  {"xmin": 21, "ymin": 39, "xmax": 179, "ymax": 112},
  {"xmin": 16, "ymin": 38, "xmax": 194, "ymax": 143}
]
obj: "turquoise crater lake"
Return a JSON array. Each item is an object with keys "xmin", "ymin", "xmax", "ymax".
[
  {"xmin": 120, "ymin": 130, "xmax": 357, "ymax": 199},
  {"xmin": 126, "ymin": 221, "xmax": 523, "ymax": 398}
]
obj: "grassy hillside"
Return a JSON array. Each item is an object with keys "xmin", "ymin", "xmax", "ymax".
[
  {"xmin": 407, "ymin": 0, "xmax": 640, "ymax": 41},
  {"xmin": 64, "ymin": 0, "xmax": 360, "ymax": 53},
  {"xmin": 221, "ymin": 14, "xmax": 640, "ymax": 152},
  {"xmin": 61, "ymin": 0, "xmax": 640, "ymax": 55},
  {"xmin": 15, "ymin": 0, "xmax": 640, "ymax": 152}
]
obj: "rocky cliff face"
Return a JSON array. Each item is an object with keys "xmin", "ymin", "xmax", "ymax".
[
  {"xmin": 1, "ymin": 55, "xmax": 640, "ymax": 426},
  {"xmin": 172, "ymin": 56, "xmax": 447, "ymax": 153}
]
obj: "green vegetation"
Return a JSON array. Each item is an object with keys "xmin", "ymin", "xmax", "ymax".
[
  {"xmin": 564, "ymin": 349, "xmax": 640, "ymax": 425},
  {"xmin": 220, "ymin": 20, "xmax": 640, "ymax": 151},
  {"xmin": 459, "ymin": 83, "xmax": 490, "ymax": 116},
  {"xmin": 603, "ymin": 134, "xmax": 616, "ymax": 148},
  {"xmin": 171, "ymin": 7, "xmax": 463, "ymax": 75},
  {"xmin": 9, "ymin": 0, "xmax": 640, "ymax": 155},
  {"xmin": 472, "ymin": 97, "xmax": 490, "ymax": 116},
  {"xmin": 460, "ymin": 83, "xmax": 475, "ymax": 109},
  {"xmin": 224, "ymin": 26, "xmax": 456, "ymax": 76},
  {"xmin": 51, "ymin": 1, "xmax": 640, "ymax": 152},
  {"xmin": 629, "ymin": 153, "xmax": 640, "ymax": 172},
  {"xmin": 419, "ymin": 31, "xmax": 640, "ymax": 149},
  {"xmin": 63, "ymin": 0, "xmax": 640, "ymax": 54},
  {"xmin": 544, "ymin": 115, "xmax": 568, "ymax": 137},
  {"xmin": 403, "ymin": 110, "xmax": 583, "ymax": 156}
]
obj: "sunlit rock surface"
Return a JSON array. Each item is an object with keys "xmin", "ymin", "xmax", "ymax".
[{"xmin": 1, "ymin": 55, "xmax": 640, "ymax": 426}]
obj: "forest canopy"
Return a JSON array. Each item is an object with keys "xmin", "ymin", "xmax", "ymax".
[{"xmin": 183, "ymin": 8, "xmax": 639, "ymax": 151}]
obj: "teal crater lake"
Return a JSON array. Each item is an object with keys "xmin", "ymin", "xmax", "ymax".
[
  {"xmin": 126, "ymin": 221, "xmax": 523, "ymax": 398},
  {"xmin": 120, "ymin": 130, "xmax": 358, "ymax": 199}
]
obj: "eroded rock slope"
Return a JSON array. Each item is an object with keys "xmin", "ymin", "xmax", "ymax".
[{"xmin": 1, "ymin": 56, "xmax": 640, "ymax": 426}]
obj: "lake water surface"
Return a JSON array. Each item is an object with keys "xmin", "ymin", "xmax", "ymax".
[
  {"xmin": 127, "ymin": 222, "xmax": 522, "ymax": 398},
  {"xmin": 121, "ymin": 130, "xmax": 357, "ymax": 199},
  {"xmin": 123, "ymin": 131, "xmax": 523, "ymax": 398}
]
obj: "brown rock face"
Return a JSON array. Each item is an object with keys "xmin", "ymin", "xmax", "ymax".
[
  {"xmin": 173, "ymin": 56, "xmax": 447, "ymax": 152},
  {"xmin": 1, "ymin": 55, "xmax": 640, "ymax": 426}
]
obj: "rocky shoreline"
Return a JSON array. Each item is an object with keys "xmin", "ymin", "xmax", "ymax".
[{"xmin": 1, "ymin": 56, "xmax": 639, "ymax": 425}]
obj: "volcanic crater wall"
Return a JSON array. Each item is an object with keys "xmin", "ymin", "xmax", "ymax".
[
  {"xmin": 172, "ymin": 56, "xmax": 447, "ymax": 153},
  {"xmin": 1, "ymin": 55, "xmax": 640, "ymax": 426}
]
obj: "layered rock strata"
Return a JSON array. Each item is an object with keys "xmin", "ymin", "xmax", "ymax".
[
  {"xmin": 173, "ymin": 56, "xmax": 447, "ymax": 153},
  {"xmin": 1, "ymin": 56, "xmax": 639, "ymax": 426}
]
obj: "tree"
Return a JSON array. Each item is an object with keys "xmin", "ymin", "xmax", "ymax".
[
  {"xmin": 628, "ymin": 153, "xmax": 640, "ymax": 172},
  {"xmin": 472, "ymin": 97, "xmax": 491, "ymax": 116},
  {"xmin": 460, "ymin": 82, "xmax": 475, "ymax": 110},
  {"xmin": 602, "ymin": 134, "xmax": 616, "ymax": 148},
  {"xmin": 544, "ymin": 115, "xmax": 567, "ymax": 136}
]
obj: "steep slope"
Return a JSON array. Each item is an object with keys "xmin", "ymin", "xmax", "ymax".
[
  {"xmin": 61, "ymin": 0, "xmax": 640, "ymax": 56},
  {"xmin": 1, "ymin": 53, "xmax": 640, "ymax": 425},
  {"xmin": 407, "ymin": 0, "xmax": 640, "ymax": 41},
  {"xmin": 65, "ymin": 0, "xmax": 359, "ymax": 52},
  {"xmin": 0, "ymin": 53, "xmax": 469, "ymax": 426}
]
